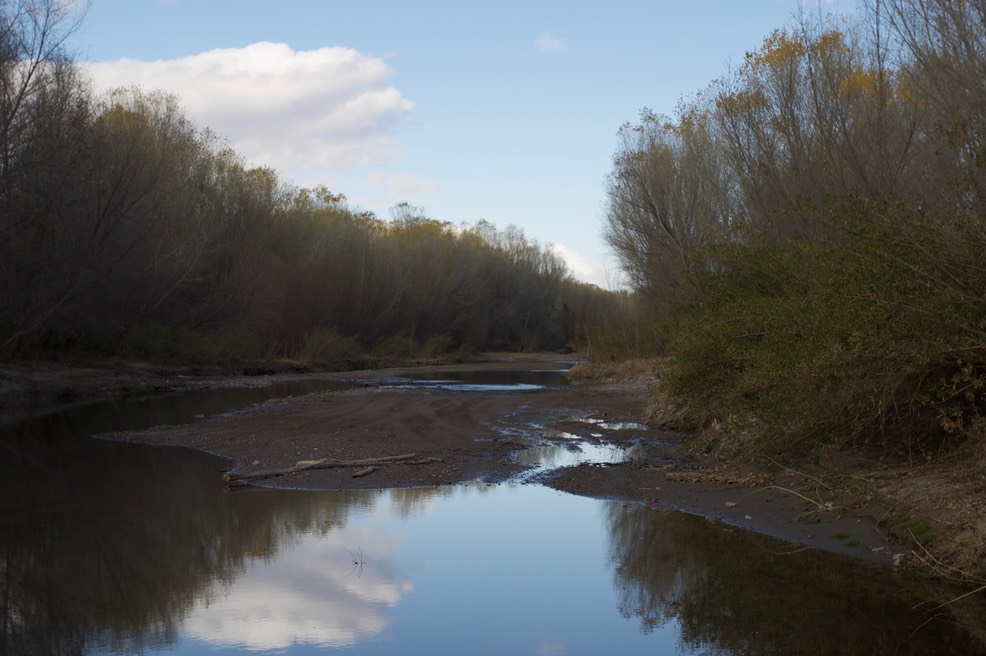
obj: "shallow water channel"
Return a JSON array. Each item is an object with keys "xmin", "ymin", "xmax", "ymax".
[{"xmin": 1, "ymin": 371, "xmax": 984, "ymax": 655}]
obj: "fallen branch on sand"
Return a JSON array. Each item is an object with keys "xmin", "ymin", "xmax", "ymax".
[{"xmin": 224, "ymin": 453, "xmax": 442, "ymax": 485}]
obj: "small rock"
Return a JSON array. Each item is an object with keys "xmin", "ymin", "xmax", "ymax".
[
  {"xmin": 744, "ymin": 515, "xmax": 752, "ymax": 520},
  {"xmin": 725, "ymin": 501, "xmax": 738, "ymax": 508},
  {"xmin": 251, "ymin": 460, "xmax": 260, "ymax": 466}
]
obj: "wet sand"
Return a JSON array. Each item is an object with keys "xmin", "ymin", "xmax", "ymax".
[{"xmin": 101, "ymin": 358, "xmax": 901, "ymax": 566}]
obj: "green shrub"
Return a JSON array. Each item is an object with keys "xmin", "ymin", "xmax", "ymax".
[
  {"xmin": 372, "ymin": 332, "xmax": 418, "ymax": 358},
  {"xmin": 666, "ymin": 200, "xmax": 986, "ymax": 455},
  {"xmin": 420, "ymin": 334, "xmax": 454, "ymax": 357},
  {"xmin": 121, "ymin": 322, "xmax": 213, "ymax": 362},
  {"xmin": 452, "ymin": 341, "xmax": 476, "ymax": 361},
  {"xmin": 586, "ymin": 317, "xmax": 668, "ymax": 362},
  {"xmin": 297, "ymin": 328, "xmax": 362, "ymax": 364}
]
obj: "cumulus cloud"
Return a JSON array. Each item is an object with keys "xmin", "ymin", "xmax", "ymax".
[
  {"xmin": 535, "ymin": 31, "xmax": 566, "ymax": 54},
  {"xmin": 548, "ymin": 243, "xmax": 595, "ymax": 282},
  {"xmin": 366, "ymin": 172, "xmax": 437, "ymax": 203},
  {"xmin": 87, "ymin": 42, "xmax": 414, "ymax": 175}
]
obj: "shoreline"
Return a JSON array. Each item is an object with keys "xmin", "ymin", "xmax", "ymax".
[
  {"xmin": 5, "ymin": 357, "xmax": 985, "ymax": 647},
  {"xmin": 19, "ymin": 357, "xmax": 903, "ymax": 569},
  {"xmin": 9, "ymin": 356, "xmax": 980, "ymax": 577}
]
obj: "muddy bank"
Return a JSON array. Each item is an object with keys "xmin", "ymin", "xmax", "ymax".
[
  {"xmin": 83, "ymin": 357, "xmax": 903, "ymax": 568},
  {"xmin": 0, "ymin": 356, "xmax": 411, "ymax": 419},
  {"xmin": 107, "ymin": 360, "xmax": 649, "ymax": 491}
]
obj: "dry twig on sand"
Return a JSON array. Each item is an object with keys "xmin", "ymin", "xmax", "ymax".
[{"xmin": 224, "ymin": 453, "xmax": 442, "ymax": 485}]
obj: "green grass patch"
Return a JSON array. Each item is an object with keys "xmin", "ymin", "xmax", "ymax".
[{"xmin": 887, "ymin": 515, "xmax": 938, "ymax": 546}]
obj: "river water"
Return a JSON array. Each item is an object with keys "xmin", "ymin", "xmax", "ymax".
[{"xmin": 1, "ymin": 373, "xmax": 984, "ymax": 655}]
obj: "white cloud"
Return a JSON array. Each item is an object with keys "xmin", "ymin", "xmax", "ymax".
[
  {"xmin": 548, "ymin": 243, "xmax": 599, "ymax": 284},
  {"xmin": 535, "ymin": 32, "xmax": 566, "ymax": 54},
  {"xmin": 366, "ymin": 172, "xmax": 437, "ymax": 203},
  {"xmin": 86, "ymin": 42, "xmax": 413, "ymax": 175}
]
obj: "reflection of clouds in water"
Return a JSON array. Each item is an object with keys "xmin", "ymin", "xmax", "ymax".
[{"xmin": 184, "ymin": 525, "xmax": 412, "ymax": 650}]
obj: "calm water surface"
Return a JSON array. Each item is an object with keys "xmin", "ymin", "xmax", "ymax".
[{"xmin": 1, "ymin": 372, "xmax": 983, "ymax": 655}]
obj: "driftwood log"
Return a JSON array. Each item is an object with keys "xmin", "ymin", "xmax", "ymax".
[{"xmin": 223, "ymin": 453, "xmax": 442, "ymax": 485}]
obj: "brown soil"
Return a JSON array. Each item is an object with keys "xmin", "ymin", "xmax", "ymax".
[
  {"xmin": 21, "ymin": 356, "xmax": 903, "ymax": 570},
  {"xmin": 105, "ymin": 359, "xmax": 653, "ymax": 491}
]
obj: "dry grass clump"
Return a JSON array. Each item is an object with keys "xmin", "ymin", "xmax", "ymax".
[
  {"xmin": 567, "ymin": 358, "xmax": 661, "ymax": 384},
  {"xmin": 647, "ymin": 369, "xmax": 986, "ymax": 584},
  {"xmin": 875, "ymin": 436, "xmax": 986, "ymax": 583}
]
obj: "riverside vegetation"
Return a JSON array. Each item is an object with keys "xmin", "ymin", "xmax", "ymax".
[
  {"xmin": 2, "ymin": 0, "xmax": 984, "ymax": 591},
  {"xmin": 0, "ymin": 1, "xmax": 618, "ymax": 364},
  {"xmin": 598, "ymin": 0, "xmax": 986, "ymax": 586}
]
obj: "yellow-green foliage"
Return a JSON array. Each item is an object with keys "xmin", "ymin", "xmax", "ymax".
[
  {"xmin": 372, "ymin": 333, "xmax": 419, "ymax": 359},
  {"xmin": 297, "ymin": 328, "xmax": 361, "ymax": 365},
  {"xmin": 0, "ymin": 3, "xmax": 621, "ymax": 361},
  {"xmin": 420, "ymin": 335, "xmax": 454, "ymax": 358}
]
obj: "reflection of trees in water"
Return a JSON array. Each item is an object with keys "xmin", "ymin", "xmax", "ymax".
[
  {"xmin": 387, "ymin": 486, "xmax": 456, "ymax": 518},
  {"xmin": 604, "ymin": 501, "xmax": 986, "ymax": 655},
  {"xmin": 0, "ymin": 439, "xmax": 379, "ymax": 655},
  {"xmin": 386, "ymin": 482, "xmax": 499, "ymax": 518}
]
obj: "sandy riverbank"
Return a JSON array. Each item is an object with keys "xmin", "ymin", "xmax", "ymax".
[{"xmin": 72, "ymin": 358, "xmax": 902, "ymax": 568}]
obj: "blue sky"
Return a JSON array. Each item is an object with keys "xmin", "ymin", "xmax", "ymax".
[{"xmin": 73, "ymin": 0, "xmax": 853, "ymax": 287}]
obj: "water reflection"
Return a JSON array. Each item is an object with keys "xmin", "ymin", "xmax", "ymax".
[
  {"xmin": 0, "ymin": 436, "xmax": 383, "ymax": 654},
  {"xmin": 181, "ymin": 519, "xmax": 412, "ymax": 651},
  {"xmin": 4, "ymin": 458, "xmax": 984, "ymax": 655},
  {"xmin": 3, "ymin": 376, "xmax": 985, "ymax": 654},
  {"xmin": 515, "ymin": 442, "xmax": 630, "ymax": 469},
  {"xmin": 605, "ymin": 501, "xmax": 985, "ymax": 655},
  {"xmin": 397, "ymin": 368, "xmax": 570, "ymax": 391}
]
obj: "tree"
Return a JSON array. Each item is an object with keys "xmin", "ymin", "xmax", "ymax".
[
  {"xmin": 0, "ymin": 0, "xmax": 85, "ymax": 190},
  {"xmin": 604, "ymin": 107, "xmax": 732, "ymax": 306},
  {"xmin": 881, "ymin": 0, "xmax": 986, "ymax": 213},
  {"xmin": 0, "ymin": 0, "xmax": 93, "ymax": 352}
]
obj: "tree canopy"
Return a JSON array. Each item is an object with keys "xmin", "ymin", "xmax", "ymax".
[
  {"xmin": 0, "ymin": 0, "xmax": 617, "ymax": 362},
  {"xmin": 604, "ymin": 1, "xmax": 986, "ymax": 454}
]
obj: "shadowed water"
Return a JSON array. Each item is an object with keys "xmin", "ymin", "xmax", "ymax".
[
  {"xmin": 394, "ymin": 367, "xmax": 572, "ymax": 392},
  {"xmin": 1, "ymin": 372, "xmax": 984, "ymax": 655}
]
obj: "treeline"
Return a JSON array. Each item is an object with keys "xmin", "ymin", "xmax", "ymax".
[
  {"xmin": 604, "ymin": 0, "xmax": 986, "ymax": 454},
  {"xmin": 0, "ymin": 0, "xmax": 616, "ymax": 363}
]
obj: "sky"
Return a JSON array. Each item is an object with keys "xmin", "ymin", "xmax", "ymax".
[{"xmin": 71, "ymin": 0, "xmax": 853, "ymax": 288}]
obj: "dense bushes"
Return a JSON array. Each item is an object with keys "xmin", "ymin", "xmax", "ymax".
[
  {"xmin": 604, "ymin": 1, "xmax": 986, "ymax": 455},
  {"xmin": 668, "ymin": 201, "xmax": 986, "ymax": 453}
]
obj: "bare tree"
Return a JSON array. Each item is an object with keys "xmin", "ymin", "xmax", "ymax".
[
  {"xmin": 881, "ymin": 0, "xmax": 986, "ymax": 213},
  {"xmin": 604, "ymin": 107, "xmax": 732, "ymax": 304},
  {"xmin": 0, "ymin": 0, "xmax": 85, "ymax": 194}
]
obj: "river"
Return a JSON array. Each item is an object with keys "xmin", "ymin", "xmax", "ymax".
[{"xmin": 1, "ymin": 373, "xmax": 983, "ymax": 655}]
